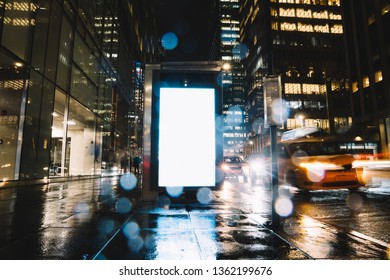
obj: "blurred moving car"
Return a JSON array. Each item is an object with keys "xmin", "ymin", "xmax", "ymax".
[
  {"xmin": 221, "ymin": 156, "xmax": 250, "ymax": 181},
  {"xmin": 253, "ymin": 138, "xmax": 361, "ymax": 191},
  {"xmin": 353, "ymin": 158, "xmax": 390, "ymax": 188}
]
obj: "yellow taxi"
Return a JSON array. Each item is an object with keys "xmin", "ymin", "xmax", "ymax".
[{"xmin": 257, "ymin": 138, "xmax": 361, "ymax": 191}]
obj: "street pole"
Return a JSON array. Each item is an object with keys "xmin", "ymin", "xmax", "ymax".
[
  {"xmin": 264, "ymin": 75, "xmax": 282, "ymax": 230},
  {"xmin": 270, "ymin": 125, "xmax": 280, "ymax": 229}
]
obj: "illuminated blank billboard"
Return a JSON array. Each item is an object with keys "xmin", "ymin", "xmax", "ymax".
[{"xmin": 158, "ymin": 87, "xmax": 216, "ymax": 187}]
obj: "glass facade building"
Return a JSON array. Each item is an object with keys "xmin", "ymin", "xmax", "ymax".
[
  {"xmin": 220, "ymin": 0, "xmax": 248, "ymax": 156},
  {"xmin": 0, "ymin": 0, "xmax": 159, "ymax": 184}
]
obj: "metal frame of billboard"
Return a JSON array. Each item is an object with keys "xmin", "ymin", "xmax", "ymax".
[{"xmin": 143, "ymin": 62, "xmax": 224, "ymax": 196}]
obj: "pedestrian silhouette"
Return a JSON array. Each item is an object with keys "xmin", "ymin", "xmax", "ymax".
[
  {"xmin": 120, "ymin": 153, "xmax": 129, "ymax": 173},
  {"xmin": 132, "ymin": 156, "xmax": 141, "ymax": 175}
]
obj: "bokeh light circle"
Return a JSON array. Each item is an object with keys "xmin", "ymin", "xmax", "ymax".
[
  {"xmin": 122, "ymin": 221, "xmax": 140, "ymax": 240},
  {"xmin": 166, "ymin": 186, "xmax": 184, "ymax": 198},
  {"xmin": 115, "ymin": 197, "xmax": 132, "ymax": 214},
  {"xmin": 119, "ymin": 173, "xmax": 137, "ymax": 191},
  {"xmin": 275, "ymin": 196, "xmax": 294, "ymax": 217},
  {"xmin": 271, "ymin": 98, "xmax": 288, "ymax": 125},
  {"xmin": 161, "ymin": 32, "xmax": 178, "ymax": 50},
  {"xmin": 346, "ymin": 192, "xmax": 364, "ymax": 211},
  {"xmin": 197, "ymin": 187, "xmax": 213, "ymax": 204}
]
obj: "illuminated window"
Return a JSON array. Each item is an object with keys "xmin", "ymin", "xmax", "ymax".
[
  {"xmin": 362, "ymin": 76, "xmax": 370, "ymax": 88},
  {"xmin": 375, "ymin": 71, "xmax": 383, "ymax": 83},
  {"xmin": 298, "ymin": 22, "xmax": 314, "ymax": 32},
  {"xmin": 329, "ymin": 13, "xmax": 342, "ymax": 20},
  {"xmin": 382, "ymin": 4, "xmax": 390, "ymax": 15},
  {"xmin": 328, "ymin": 0, "xmax": 340, "ymax": 6},
  {"xmin": 368, "ymin": 14, "xmax": 375, "ymax": 25},
  {"xmin": 319, "ymin": 85, "xmax": 326, "ymax": 94},
  {"xmin": 314, "ymin": 24, "xmax": 329, "ymax": 33},
  {"xmin": 270, "ymin": 8, "xmax": 278, "ymax": 17},
  {"xmin": 251, "ymin": 7, "xmax": 259, "ymax": 22},
  {"xmin": 352, "ymin": 81, "xmax": 358, "ymax": 93},
  {"xmin": 284, "ymin": 83, "xmax": 301, "ymax": 94},
  {"xmin": 281, "ymin": 22, "xmax": 297, "ymax": 31},
  {"xmin": 296, "ymin": 9, "xmax": 312, "ymax": 18},
  {"xmin": 280, "ymin": 8, "xmax": 295, "ymax": 17},
  {"xmin": 331, "ymin": 81, "xmax": 340, "ymax": 91},
  {"xmin": 313, "ymin": 11, "xmax": 328, "ymax": 19},
  {"xmin": 302, "ymin": 83, "xmax": 323, "ymax": 94},
  {"xmin": 330, "ymin": 24, "xmax": 343, "ymax": 34}
]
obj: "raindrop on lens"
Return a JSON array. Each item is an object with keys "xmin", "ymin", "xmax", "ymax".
[
  {"xmin": 282, "ymin": 218, "xmax": 299, "ymax": 236},
  {"xmin": 157, "ymin": 195, "xmax": 171, "ymax": 209},
  {"xmin": 161, "ymin": 32, "xmax": 178, "ymax": 50},
  {"xmin": 120, "ymin": 173, "xmax": 137, "ymax": 191},
  {"xmin": 166, "ymin": 186, "xmax": 184, "ymax": 198},
  {"xmin": 291, "ymin": 150, "xmax": 308, "ymax": 166},
  {"xmin": 116, "ymin": 197, "xmax": 132, "ymax": 214},
  {"xmin": 307, "ymin": 168, "xmax": 325, "ymax": 182},
  {"xmin": 197, "ymin": 188, "xmax": 212, "ymax": 204},
  {"xmin": 271, "ymin": 98, "xmax": 288, "ymax": 125},
  {"xmin": 97, "ymin": 217, "xmax": 115, "ymax": 235},
  {"xmin": 347, "ymin": 193, "xmax": 363, "ymax": 211},
  {"xmin": 275, "ymin": 196, "xmax": 293, "ymax": 217},
  {"xmin": 123, "ymin": 221, "xmax": 140, "ymax": 240},
  {"xmin": 232, "ymin": 43, "xmax": 249, "ymax": 60},
  {"xmin": 127, "ymin": 236, "xmax": 144, "ymax": 253}
]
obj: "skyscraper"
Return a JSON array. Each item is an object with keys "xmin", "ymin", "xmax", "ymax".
[
  {"xmin": 241, "ymin": 0, "xmax": 350, "ymax": 152},
  {"xmin": 342, "ymin": 0, "xmax": 390, "ymax": 155},
  {"xmin": 220, "ymin": 0, "xmax": 248, "ymax": 156}
]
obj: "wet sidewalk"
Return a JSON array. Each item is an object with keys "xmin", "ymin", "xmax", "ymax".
[{"xmin": 0, "ymin": 177, "xmax": 388, "ymax": 260}]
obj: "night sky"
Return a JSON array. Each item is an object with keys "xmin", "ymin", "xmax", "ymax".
[{"xmin": 152, "ymin": 0, "xmax": 215, "ymax": 61}]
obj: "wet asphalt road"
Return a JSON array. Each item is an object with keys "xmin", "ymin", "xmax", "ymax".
[{"xmin": 0, "ymin": 176, "xmax": 389, "ymax": 260}]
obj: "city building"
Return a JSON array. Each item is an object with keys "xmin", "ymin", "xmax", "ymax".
[
  {"xmin": 341, "ymin": 0, "xmax": 390, "ymax": 155},
  {"xmin": 0, "ymin": 0, "xmax": 160, "ymax": 185},
  {"xmin": 240, "ymin": 0, "xmax": 351, "ymax": 154},
  {"xmin": 220, "ymin": 0, "xmax": 249, "ymax": 156}
]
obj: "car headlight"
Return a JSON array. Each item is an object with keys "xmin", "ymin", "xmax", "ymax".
[
  {"xmin": 299, "ymin": 162, "xmax": 344, "ymax": 171},
  {"xmin": 250, "ymin": 160, "xmax": 264, "ymax": 171},
  {"xmin": 221, "ymin": 163, "xmax": 230, "ymax": 171}
]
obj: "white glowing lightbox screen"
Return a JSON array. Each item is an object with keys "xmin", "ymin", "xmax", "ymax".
[{"xmin": 158, "ymin": 87, "xmax": 216, "ymax": 187}]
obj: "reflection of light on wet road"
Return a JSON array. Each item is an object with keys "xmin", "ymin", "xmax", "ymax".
[
  {"xmin": 298, "ymin": 216, "xmax": 332, "ymax": 258},
  {"xmin": 153, "ymin": 214, "xmax": 203, "ymax": 259}
]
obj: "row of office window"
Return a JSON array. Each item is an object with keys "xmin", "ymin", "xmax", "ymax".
[
  {"xmin": 275, "ymin": 8, "xmax": 342, "ymax": 20},
  {"xmin": 273, "ymin": 22, "xmax": 343, "ymax": 33},
  {"xmin": 351, "ymin": 71, "xmax": 384, "ymax": 93},
  {"xmin": 274, "ymin": 0, "xmax": 340, "ymax": 6},
  {"xmin": 284, "ymin": 83, "xmax": 327, "ymax": 95}
]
